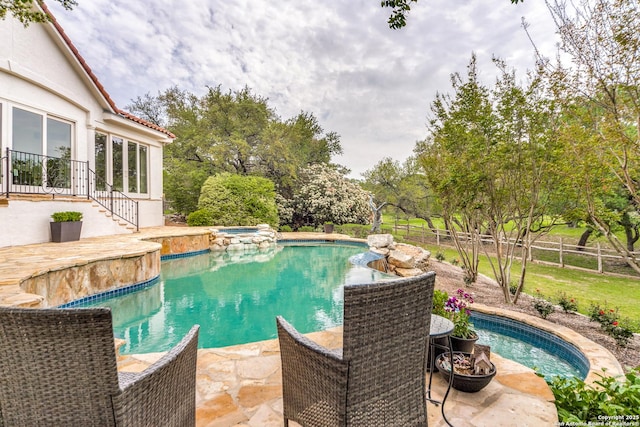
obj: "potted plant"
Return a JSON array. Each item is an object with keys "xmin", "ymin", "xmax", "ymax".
[
  {"xmin": 50, "ymin": 211, "xmax": 83, "ymax": 242},
  {"xmin": 435, "ymin": 347, "xmax": 496, "ymax": 393},
  {"xmin": 427, "ymin": 289, "xmax": 450, "ymax": 370},
  {"xmin": 323, "ymin": 222, "xmax": 335, "ymax": 234},
  {"xmin": 444, "ymin": 288, "xmax": 478, "ymax": 353}
]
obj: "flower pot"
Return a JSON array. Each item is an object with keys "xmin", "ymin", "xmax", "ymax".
[
  {"xmin": 50, "ymin": 221, "xmax": 82, "ymax": 242},
  {"xmin": 435, "ymin": 352, "xmax": 496, "ymax": 393},
  {"xmin": 450, "ymin": 334, "xmax": 478, "ymax": 353},
  {"xmin": 323, "ymin": 223, "xmax": 334, "ymax": 233}
]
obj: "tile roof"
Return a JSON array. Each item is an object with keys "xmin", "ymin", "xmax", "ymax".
[{"xmin": 39, "ymin": 2, "xmax": 175, "ymax": 139}]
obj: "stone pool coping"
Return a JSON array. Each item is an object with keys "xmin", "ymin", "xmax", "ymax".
[{"xmin": 473, "ymin": 303, "xmax": 624, "ymax": 384}]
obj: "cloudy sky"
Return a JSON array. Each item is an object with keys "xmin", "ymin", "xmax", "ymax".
[{"xmin": 48, "ymin": 0, "xmax": 559, "ymax": 179}]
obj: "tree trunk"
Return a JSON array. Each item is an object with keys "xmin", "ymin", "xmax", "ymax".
[{"xmin": 575, "ymin": 228, "xmax": 593, "ymax": 251}]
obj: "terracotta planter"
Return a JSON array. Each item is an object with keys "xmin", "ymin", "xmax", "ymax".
[
  {"xmin": 323, "ymin": 223, "xmax": 334, "ymax": 233},
  {"xmin": 50, "ymin": 221, "xmax": 82, "ymax": 242},
  {"xmin": 435, "ymin": 352, "xmax": 496, "ymax": 393},
  {"xmin": 450, "ymin": 334, "xmax": 478, "ymax": 353}
]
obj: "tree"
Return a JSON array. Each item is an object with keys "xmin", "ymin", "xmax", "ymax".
[
  {"xmin": 1, "ymin": 0, "xmax": 76, "ymax": 26},
  {"xmin": 420, "ymin": 54, "xmax": 493, "ymax": 285},
  {"xmin": 126, "ymin": 87, "xmax": 344, "ymax": 215},
  {"xmin": 419, "ymin": 54, "xmax": 565, "ymax": 302},
  {"xmin": 284, "ymin": 164, "xmax": 370, "ymax": 229},
  {"xmin": 381, "ymin": 0, "xmax": 523, "ymax": 29},
  {"xmin": 529, "ymin": 0, "xmax": 640, "ymax": 273},
  {"xmin": 196, "ymin": 173, "xmax": 279, "ymax": 227},
  {"xmin": 362, "ymin": 156, "xmax": 439, "ymax": 229}
]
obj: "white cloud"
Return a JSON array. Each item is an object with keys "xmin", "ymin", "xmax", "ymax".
[{"xmin": 48, "ymin": 0, "xmax": 558, "ymax": 178}]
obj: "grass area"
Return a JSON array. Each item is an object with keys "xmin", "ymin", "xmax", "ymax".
[
  {"xmin": 383, "ymin": 214, "xmax": 626, "ymax": 247},
  {"xmin": 422, "ymin": 244, "xmax": 640, "ymax": 328}
]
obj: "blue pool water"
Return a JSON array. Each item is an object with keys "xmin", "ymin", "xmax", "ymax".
[
  {"xmin": 79, "ymin": 244, "xmax": 394, "ymax": 354},
  {"xmin": 73, "ymin": 243, "xmax": 588, "ymax": 378},
  {"xmin": 473, "ymin": 312, "xmax": 588, "ymax": 379}
]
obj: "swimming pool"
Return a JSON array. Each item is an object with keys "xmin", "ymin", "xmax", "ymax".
[
  {"xmin": 74, "ymin": 243, "xmax": 394, "ymax": 354},
  {"xmin": 67, "ymin": 243, "xmax": 588, "ymax": 378},
  {"xmin": 473, "ymin": 312, "xmax": 589, "ymax": 379}
]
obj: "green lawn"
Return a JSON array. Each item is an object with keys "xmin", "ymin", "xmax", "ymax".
[{"xmin": 422, "ymin": 244, "xmax": 640, "ymax": 328}]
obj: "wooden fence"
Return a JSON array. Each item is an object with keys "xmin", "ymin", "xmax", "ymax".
[{"xmin": 388, "ymin": 222, "xmax": 640, "ymax": 278}]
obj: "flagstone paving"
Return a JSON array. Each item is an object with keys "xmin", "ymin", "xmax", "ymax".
[
  {"xmin": 118, "ymin": 327, "xmax": 558, "ymax": 427},
  {"xmin": 0, "ymin": 228, "xmax": 625, "ymax": 426}
]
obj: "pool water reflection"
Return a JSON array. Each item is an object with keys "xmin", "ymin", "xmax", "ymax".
[{"xmin": 83, "ymin": 244, "xmax": 394, "ymax": 354}]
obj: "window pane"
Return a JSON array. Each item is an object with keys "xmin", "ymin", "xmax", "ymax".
[
  {"xmin": 139, "ymin": 145, "xmax": 148, "ymax": 194},
  {"xmin": 47, "ymin": 118, "xmax": 71, "ymax": 159},
  {"xmin": 128, "ymin": 141, "xmax": 137, "ymax": 193},
  {"xmin": 12, "ymin": 108, "xmax": 43, "ymax": 186},
  {"xmin": 12, "ymin": 108, "xmax": 42, "ymax": 154},
  {"xmin": 112, "ymin": 136, "xmax": 123, "ymax": 191},
  {"xmin": 95, "ymin": 133, "xmax": 107, "ymax": 191}
]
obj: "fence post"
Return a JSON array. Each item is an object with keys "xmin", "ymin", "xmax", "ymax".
[
  {"xmin": 597, "ymin": 243, "xmax": 603, "ymax": 273},
  {"xmin": 559, "ymin": 237, "xmax": 564, "ymax": 268},
  {"xmin": 436, "ymin": 227, "xmax": 440, "ymax": 246}
]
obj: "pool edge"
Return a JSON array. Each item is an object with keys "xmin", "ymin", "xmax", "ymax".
[{"xmin": 473, "ymin": 303, "xmax": 624, "ymax": 384}]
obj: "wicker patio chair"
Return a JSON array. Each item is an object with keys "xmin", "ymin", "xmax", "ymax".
[
  {"xmin": 276, "ymin": 271, "xmax": 436, "ymax": 427},
  {"xmin": 0, "ymin": 306, "xmax": 199, "ymax": 427}
]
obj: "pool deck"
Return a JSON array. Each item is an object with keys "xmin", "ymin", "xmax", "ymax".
[
  {"xmin": 0, "ymin": 227, "xmax": 625, "ymax": 426},
  {"xmin": 118, "ymin": 328, "xmax": 558, "ymax": 427}
]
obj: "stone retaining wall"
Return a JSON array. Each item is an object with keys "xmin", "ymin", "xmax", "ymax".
[
  {"xmin": 209, "ymin": 225, "xmax": 277, "ymax": 252},
  {"xmin": 21, "ymin": 252, "xmax": 161, "ymax": 308}
]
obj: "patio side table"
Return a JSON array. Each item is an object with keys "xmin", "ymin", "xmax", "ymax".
[{"xmin": 427, "ymin": 314, "xmax": 455, "ymax": 427}]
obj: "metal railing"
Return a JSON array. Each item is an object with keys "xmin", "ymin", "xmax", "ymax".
[{"xmin": 2, "ymin": 148, "xmax": 138, "ymax": 230}]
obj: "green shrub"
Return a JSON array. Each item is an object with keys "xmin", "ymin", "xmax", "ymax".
[
  {"xmin": 549, "ymin": 368, "xmax": 640, "ymax": 422},
  {"xmin": 557, "ymin": 292, "xmax": 578, "ymax": 313},
  {"xmin": 279, "ymin": 225, "xmax": 292, "ymax": 232},
  {"xmin": 51, "ymin": 211, "xmax": 83, "ymax": 222},
  {"xmin": 589, "ymin": 303, "xmax": 635, "ymax": 346},
  {"xmin": 186, "ymin": 209, "xmax": 214, "ymax": 226},
  {"xmin": 335, "ymin": 224, "xmax": 370, "ymax": 238},
  {"xmin": 197, "ymin": 173, "xmax": 279, "ymax": 227},
  {"xmin": 432, "ymin": 290, "xmax": 448, "ymax": 317},
  {"xmin": 532, "ymin": 290, "xmax": 555, "ymax": 319},
  {"xmin": 435, "ymin": 251, "xmax": 445, "ymax": 262},
  {"xmin": 298, "ymin": 226, "xmax": 315, "ymax": 232},
  {"xmin": 509, "ymin": 282, "xmax": 518, "ymax": 296}
]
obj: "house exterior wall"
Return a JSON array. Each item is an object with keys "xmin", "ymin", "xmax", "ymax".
[{"xmin": 0, "ymin": 13, "xmax": 172, "ymax": 248}]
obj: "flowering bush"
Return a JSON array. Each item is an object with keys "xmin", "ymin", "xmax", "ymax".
[
  {"xmin": 444, "ymin": 289, "xmax": 476, "ymax": 339},
  {"xmin": 532, "ymin": 289, "xmax": 555, "ymax": 319},
  {"xmin": 557, "ymin": 292, "xmax": 578, "ymax": 313},
  {"xmin": 589, "ymin": 303, "xmax": 634, "ymax": 346},
  {"xmin": 280, "ymin": 164, "xmax": 370, "ymax": 228}
]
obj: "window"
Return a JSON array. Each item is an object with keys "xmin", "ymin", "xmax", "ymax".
[
  {"xmin": 11, "ymin": 107, "xmax": 73, "ymax": 188},
  {"xmin": 12, "ymin": 108, "xmax": 42, "ymax": 155},
  {"xmin": 95, "ymin": 132, "xmax": 148, "ymax": 195},
  {"xmin": 128, "ymin": 141, "xmax": 137, "ymax": 192},
  {"xmin": 128, "ymin": 141, "xmax": 148, "ymax": 194},
  {"xmin": 112, "ymin": 137, "xmax": 123, "ymax": 191},
  {"xmin": 139, "ymin": 145, "xmax": 148, "ymax": 194},
  {"xmin": 95, "ymin": 133, "xmax": 107, "ymax": 191}
]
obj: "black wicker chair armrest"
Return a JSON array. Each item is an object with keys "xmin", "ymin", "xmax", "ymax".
[
  {"xmin": 277, "ymin": 316, "xmax": 349, "ymax": 426},
  {"xmin": 277, "ymin": 316, "xmax": 344, "ymax": 363},
  {"xmin": 114, "ymin": 325, "xmax": 200, "ymax": 427}
]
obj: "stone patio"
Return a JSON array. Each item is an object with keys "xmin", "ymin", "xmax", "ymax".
[
  {"xmin": 117, "ymin": 326, "xmax": 558, "ymax": 427},
  {"xmin": 0, "ymin": 227, "xmax": 625, "ymax": 426}
]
